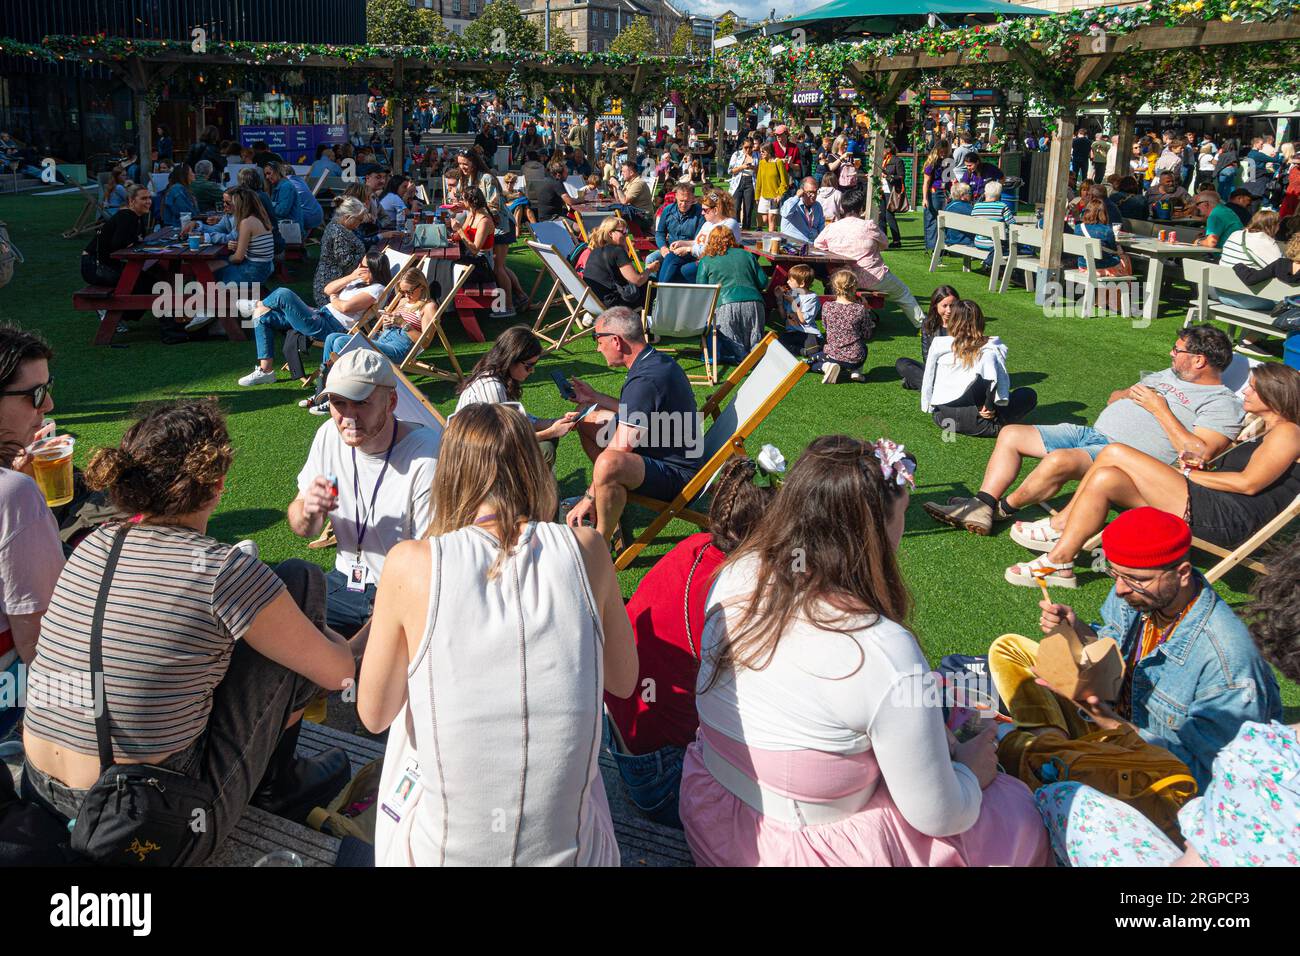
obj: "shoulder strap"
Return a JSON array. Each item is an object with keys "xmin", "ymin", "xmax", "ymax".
[{"xmin": 89, "ymin": 525, "xmax": 131, "ymax": 772}]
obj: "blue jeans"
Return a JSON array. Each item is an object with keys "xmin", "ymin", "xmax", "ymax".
[
  {"xmin": 254, "ymin": 287, "xmax": 345, "ymax": 362},
  {"xmin": 1214, "ymin": 290, "xmax": 1276, "ymax": 312},
  {"xmin": 324, "ymin": 569, "xmax": 376, "ymax": 638},
  {"xmin": 214, "ymin": 258, "xmax": 273, "ymax": 287},
  {"xmin": 602, "ymin": 715, "xmax": 685, "ymax": 829},
  {"xmin": 371, "ymin": 327, "xmax": 414, "ymax": 364},
  {"xmin": 923, "ymin": 192, "xmax": 946, "ymax": 251},
  {"xmin": 657, "ymin": 251, "xmax": 696, "ymax": 284},
  {"xmin": 1217, "ymin": 168, "xmax": 1237, "ymax": 202}
]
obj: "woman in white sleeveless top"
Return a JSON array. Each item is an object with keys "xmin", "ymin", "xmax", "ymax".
[{"xmin": 359, "ymin": 402, "xmax": 637, "ymax": 866}]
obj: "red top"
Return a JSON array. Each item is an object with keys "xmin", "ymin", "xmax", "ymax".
[
  {"xmin": 464, "ymin": 220, "xmax": 495, "ymax": 250},
  {"xmin": 773, "ymin": 138, "xmax": 800, "ymax": 175},
  {"xmin": 604, "ymin": 532, "xmax": 724, "ymax": 755}
]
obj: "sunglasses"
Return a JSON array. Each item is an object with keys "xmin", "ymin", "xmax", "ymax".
[
  {"xmin": 592, "ymin": 330, "xmax": 617, "ymax": 343},
  {"xmin": 0, "ymin": 378, "xmax": 52, "ymax": 408}
]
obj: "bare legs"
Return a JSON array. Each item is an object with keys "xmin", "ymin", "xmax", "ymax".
[
  {"xmin": 978, "ymin": 424, "xmax": 1095, "ymax": 511},
  {"xmin": 576, "ymin": 413, "xmax": 645, "ymax": 542}
]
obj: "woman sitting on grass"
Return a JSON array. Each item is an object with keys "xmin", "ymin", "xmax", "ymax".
[
  {"xmin": 604, "ymin": 456, "xmax": 773, "ymax": 828},
  {"xmin": 920, "ymin": 300, "xmax": 1038, "ymax": 439},
  {"xmin": 1005, "ymin": 363, "xmax": 1300, "ymax": 589},
  {"xmin": 896, "ymin": 285, "xmax": 958, "ymax": 391},
  {"xmin": 1036, "ymin": 540, "xmax": 1300, "ymax": 866},
  {"xmin": 678, "ymin": 435, "xmax": 1050, "ymax": 867}
]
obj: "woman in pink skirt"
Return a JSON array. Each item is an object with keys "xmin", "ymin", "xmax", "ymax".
[{"xmin": 679, "ymin": 435, "xmax": 1051, "ymax": 867}]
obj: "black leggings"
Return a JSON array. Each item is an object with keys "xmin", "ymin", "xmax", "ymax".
[
  {"xmin": 929, "ymin": 377, "xmax": 1038, "ymax": 438},
  {"xmin": 896, "ymin": 357, "xmax": 924, "ymax": 390}
]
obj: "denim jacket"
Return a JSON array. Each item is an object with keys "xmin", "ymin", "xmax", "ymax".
[
  {"xmin": 1095, "ymin": 573, "xmax": 1281, "ymax": 789},
  {"xmin": 655, "ymin": 202, "xmax": 704, "ymax": 251}
]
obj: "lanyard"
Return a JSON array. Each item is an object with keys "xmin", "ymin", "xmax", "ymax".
[{"xmin": 352, "ymin": 419, "xmax": 399, "ymax": 563}]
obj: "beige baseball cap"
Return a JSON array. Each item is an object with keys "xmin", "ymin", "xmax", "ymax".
[{"xmin": 322, "ymin": 349, "xmax": 398, "ymax": 401}]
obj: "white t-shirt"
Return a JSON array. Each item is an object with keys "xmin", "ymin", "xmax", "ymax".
[
  {"xmin": 325, "ymin": 280, "xmax": 384, "ymax": 325},
  {"xmin": 691, "ymin": 217, "xmax": 742, "ymax": 258},
  {"xmin": 297, "ymin": 419, "xmax": 439, "ymax": 585},
  {"xmin": 0, "ymin": 468, "xmax": 64, "ymax": 641}
]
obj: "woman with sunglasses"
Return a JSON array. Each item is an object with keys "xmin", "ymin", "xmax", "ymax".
[
  {"xmin": 583, "ymin": 216, "xmax": 660, "ymax": 310},
  {"xmin": 453, "ymin": 326, "xmax": 581, "ymax": 468},
  {"xmin": 0, "ymin": 325, "xmax": 63, "ymax": 738},
  {"xmin": 1005, "ymin": 363, "xmax": 1300, "ymax": 589}
]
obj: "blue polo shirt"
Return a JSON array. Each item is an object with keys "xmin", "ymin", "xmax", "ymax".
[{"xmin": 618, "ymin": 346, "xmax": 701, "ymax": 474}]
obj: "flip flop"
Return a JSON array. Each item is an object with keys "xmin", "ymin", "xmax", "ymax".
[{"xmin": 1005, "ymin": 555, "xmax": 1077, "ymax": 589}]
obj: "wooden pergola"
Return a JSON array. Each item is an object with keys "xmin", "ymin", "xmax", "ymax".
[
  {"xmin": 10, "ymin": 39, "xmax": 695, "ymax": 178},
  {"xmin": 846, "ymin": 17, "xmax": 1300, "ymax": 271}
]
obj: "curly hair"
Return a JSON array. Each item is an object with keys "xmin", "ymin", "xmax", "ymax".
[
  {"xmin": 701, "ymin": 226, "xmax": 739, "ymax": 257},
  {"xmin": 83, "ymin": 400, "xmax": 233, "ymax": 518},
  {"xmin": 1243, "ymin": 542, "xmax": 1300, "ymax": 686}
]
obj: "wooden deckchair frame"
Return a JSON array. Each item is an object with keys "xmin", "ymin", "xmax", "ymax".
[
  {"xmin": 527, "ymin": 240, "xmax": 603, "ymax": 352},
  {"xmin": 61, "ymin": 179, "xmax": 104, "ymax": 239},
  {"xmin": 375, "ymin": 263, "xmax": 471, "ymax": 384},
  {"xmin": 615, "ymin": 333, "xmax": 807, "ymax": 571}
]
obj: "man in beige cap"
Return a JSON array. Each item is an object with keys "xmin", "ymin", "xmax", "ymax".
[{"xmin": 287, "ymin": 348, "xmax": 439, "ymax": 643}]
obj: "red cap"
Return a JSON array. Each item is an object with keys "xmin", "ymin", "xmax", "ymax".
[{"xmin": 1101, "ymin": 507, "xmax": 1192, "ymax": 569}]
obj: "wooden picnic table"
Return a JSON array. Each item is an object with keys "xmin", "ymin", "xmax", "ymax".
[
  {"xmin": 1116, "ymin": 234, "xmax": 1221, "ymax": 325},
  {"xmin": 741, "ymin": 229, "xmax": 857, "ymax": 312},
  {"xmin": 73, "ymin": 227, "xmax": 248, "ymax": 345}
]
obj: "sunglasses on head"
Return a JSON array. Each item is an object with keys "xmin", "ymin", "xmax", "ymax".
[{"xmin": 1, "ymin": 378, "xmax": 52, "ymax": 408}]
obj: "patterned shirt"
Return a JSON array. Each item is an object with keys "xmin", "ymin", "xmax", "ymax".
[{"xmin": 822, "ymin": 300, "xmax": 874, "ymax": 365}]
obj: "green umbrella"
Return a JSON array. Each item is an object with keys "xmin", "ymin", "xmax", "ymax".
[{"xmin": 735, "ymin": 0, "xmax": 1044, "ymax": 42}]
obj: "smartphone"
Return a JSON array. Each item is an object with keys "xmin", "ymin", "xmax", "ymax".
[
  {"xmin": 576, "ymin": 403, "xmax": 599, "ymax": 420},
  {"xmin": 551, "ymin": 370, "xmax": 575, "ymax": 402}
]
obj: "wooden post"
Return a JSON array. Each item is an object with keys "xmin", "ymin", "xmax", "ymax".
[
  {"xmin": 1113, "ymin": 113, "xmax": 1136, "ymax": 183},
  {"xmin": 391, "ymin": 58, "xmax": 405, "ymax": 175},
  {"xmin": 1039, "ymin": 111, "xmax": 1076, "ymax": 277},
  {"xmin": 714, "ymin": 106, "xmax": 727, "ymax": 174},
  {"xmin": 864, "ymin": 130, "xmax": 885, "ymax": 222}
]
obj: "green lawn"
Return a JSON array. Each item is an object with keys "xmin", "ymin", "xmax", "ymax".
[{"xmin": 3, "ymin": 190, "xmax": 1294, "ymax": 715}]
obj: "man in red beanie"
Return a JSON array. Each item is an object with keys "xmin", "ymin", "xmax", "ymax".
[{"xmin": 987, "ymin": 508, "xmax": 1280, "ymax": 789}]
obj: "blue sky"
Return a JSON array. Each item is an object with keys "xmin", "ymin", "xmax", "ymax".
[{"xmin": 681, "ymin": 0, "xmax": 803, "ymax": 24}]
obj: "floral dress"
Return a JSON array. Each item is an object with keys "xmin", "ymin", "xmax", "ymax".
[
  {"xmin": 1036, "ymin": 721, "xmax": 1300, "ymax": 867},
  {"xmin": 313, "ymin": 221, "xmax": 366, "ymax": 306}
]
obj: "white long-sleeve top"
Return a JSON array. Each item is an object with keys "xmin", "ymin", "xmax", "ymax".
[
  {"xmin": 695, "ymin": 556, "xmax": 983, "ymax": 838},
  {"xmin": 921, "ymin": 335, "xmax": 1011, "ymax": 413}
]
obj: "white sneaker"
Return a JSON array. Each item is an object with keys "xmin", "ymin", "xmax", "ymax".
[
  {"xmin": 309, "ymin": 402, "xmax": 330, "ymax": 415},
  {"xmin": 235, "ymin": 298, "xmax": 260, "ymax": 318},
  {"xmin": 232, "ymin": 539, "xmax": 259, "ymax": 560},
  {"xmin": 821, "ymin": 362, "xmax": 841, "ymax": 384},
  {"xmin": 237, "ymin": 367, "xmax": 277, "ymax": 387},
  {"xmin": 184, "ymin": 313, "xmax": 217, "ymax": 332},
  {"xmin": 297, "ymin": 397, "xmax": 317, "ymax": 408}
]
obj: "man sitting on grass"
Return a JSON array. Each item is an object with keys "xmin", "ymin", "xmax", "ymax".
[
  {"xmin": 924, "ymin": 325, "xmax": 1243, "ymax": 537},
  {"xmin": 565, "ymin": 307, "xmax": 702, "ymax": 545},
  {"xmin": 989, "ymin": 507, "xmax": 1280, "ymax": 792}
]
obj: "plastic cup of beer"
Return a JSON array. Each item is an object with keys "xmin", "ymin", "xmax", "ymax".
[{"xmin": 29, "ymin": 435, "xmax": 75, "ymax": 508}]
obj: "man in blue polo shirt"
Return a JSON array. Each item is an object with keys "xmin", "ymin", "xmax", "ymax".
[{"xmin": 566, "ymin": 307, "xmax": 702, "ymax": 543}]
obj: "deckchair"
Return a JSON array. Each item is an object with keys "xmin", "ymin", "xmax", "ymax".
[
  {"xmin": 527, "ymin": 240, "xmax": 603, "ymax": 352},
  {"xmin": 1069, "ymin": 415, "xmax": 1297, "ymax": 582},
  {"xmin": 574, "ymin": 208, "xmax": 640, "ymax": 265},
  {"xmin": 377, "ymin": 263, "xmax": 471, "ymax": 384},
  {"xmin": 641, "ymin": 281, "xmax": 721, "ymax": 386},
  {"xmin": 61, "ymin": 178, "xmax": 104, "ymax": 239},
  {"xmin": 527, "ymin": 220, "xmax": 576, "ymax": 302},
  {"xmin": 615, "ymin": 333, "xmax": 807, "ymax": 571}
]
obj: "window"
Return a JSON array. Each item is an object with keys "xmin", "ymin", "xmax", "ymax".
[
  {"xmin": 469, "ymin": 0, "xmax": 477, "ymax": 12},
  {"xmin": 603, "ymin": 11, "xmax": 610, "ymax": 28},
  {"xmin": 452, "ymin": 0, "xmax": 460, "ymax": 14}
]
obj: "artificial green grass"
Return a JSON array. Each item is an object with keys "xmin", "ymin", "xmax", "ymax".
[{"xmin": 2, "ymin": 191, "xmax": 1294, "ymax": 715}]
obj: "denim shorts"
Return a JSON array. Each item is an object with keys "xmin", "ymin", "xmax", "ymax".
[
  {"xmin": 1034, "ymin": 423, "xmax": 1113, "ymax": 460},
  {"xmin": 602, "ymin": 716, "xmax": 685, "ymax": 829},
  {"xmin": 635, "ymin": 456, "xmax": 697, "ymax": 502}
]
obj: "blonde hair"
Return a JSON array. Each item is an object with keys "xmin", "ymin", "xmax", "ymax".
[
  {"xmin": 426, "ymin": 403, "xmax": 559, "ymax": 579},
  {"xmin": 947, "ymin": 300, "xmax": 989, "ymax": 369},
  {"xmin": 1246, "ymin": 210, "xmax": 1280, "ymax": 237},
  {"xmin": 700, "ymin": 188, "xmax": 735, "ymax": 218},
  {"xmin": 588, "ymin": 215, "xmax": 628, "ymax": 249},
  {"xmin": 396, "ymin": 268, "xmax": 431, "ymax": 303},
  {"xmin": 830, "ymin": 269, "xmax": 859, "ymax": 299}
]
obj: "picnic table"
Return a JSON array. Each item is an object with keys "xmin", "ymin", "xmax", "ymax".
[
  {"xmin": 72, "ymin": 226, "xmax": 248, "ymax": 345},
  {"xmin": 1116, "ymin": 234, "xmax": 1221, "ymax": 325},
  {"xmin": 377, "ymin": 234, "xmax": 496, "ymax": 342},
  {"xmin": 741, "ymin": 229, "xmax": 857, "ymax": 312}
]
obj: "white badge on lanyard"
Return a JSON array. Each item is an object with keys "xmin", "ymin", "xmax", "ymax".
[
  {"xmin": 346, "ymin": 558, "xmax": 367, "ymax": 592},
  {"xmin": 380, "ymin": 761, "xmax": 423, "ymax": 823}
]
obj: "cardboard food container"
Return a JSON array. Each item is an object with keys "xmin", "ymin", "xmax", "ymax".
[{"xmin": 1035, "ymin": 623, "xmax": 1125, "ymax": 703}]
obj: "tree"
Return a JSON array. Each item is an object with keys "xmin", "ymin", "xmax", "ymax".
[
  {"xmin": 548, "ymin": 14, "xmax": 575, "ymax": 52},
  {"xmin": 670, "ymin": 22, "xmax": 694, "ymax": 56},
  {"xmin": 609, "ymin": 16, "xmax": 655, "ymax": 56},
  {"xmin": 716, "ymin": 13, "xmax": 738, "ymax": 39},
  {"xmin": 367, "ymin": 0, "xmax": 452, "ymax": 45},
  {"xmin": 463, "ymin": 0, "xmax": 543, "ymax": 52}
]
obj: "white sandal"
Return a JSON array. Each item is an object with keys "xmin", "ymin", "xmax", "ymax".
[
  {"xmin": 1010, "ymin": 517, "xmax": 1063, "ymax": 552},
  {"xmin": 1005, "ymin": 554, "xmax": 1077, "ymax": 589}
]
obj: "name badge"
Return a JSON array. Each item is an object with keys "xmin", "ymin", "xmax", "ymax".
[
  {"xmin": 380, "ymin": 762, "xmax": 423, "ymax": 823},
  {"xmin": 346, "ymin": 560, "xmax": 367, "ymax": 592}
]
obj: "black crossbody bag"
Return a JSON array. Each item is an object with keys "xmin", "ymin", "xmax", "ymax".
[{"xmin": 69, "ymin": 526, "xmax": 216, "ymax": 866}]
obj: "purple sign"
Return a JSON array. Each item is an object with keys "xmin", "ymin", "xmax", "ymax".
[{"xmin": 239, "ymin": 124, "xmax": 346, "ymax": 159}]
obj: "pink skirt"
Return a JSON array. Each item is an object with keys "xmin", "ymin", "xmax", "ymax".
[{"xmin": 679, "ymin": 739, "xmax": 1051, "ymax": 867}]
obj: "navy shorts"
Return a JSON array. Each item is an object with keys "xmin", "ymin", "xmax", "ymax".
[{"xmin": 635, "ymin": 455, "xmax": 697, "ymax": 501}]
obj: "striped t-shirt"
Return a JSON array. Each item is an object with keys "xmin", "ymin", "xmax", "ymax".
[
  {"xmin": 1219, "ymin": 230, "xmax": 1283, "ymax": 271},
  {"xmin": 24, "ymin": 523, "xmax": 285, "ymax": 761},
  {"xmin": 971, "ymin": 199, "xmax": 1014, "ymax": 250}
]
